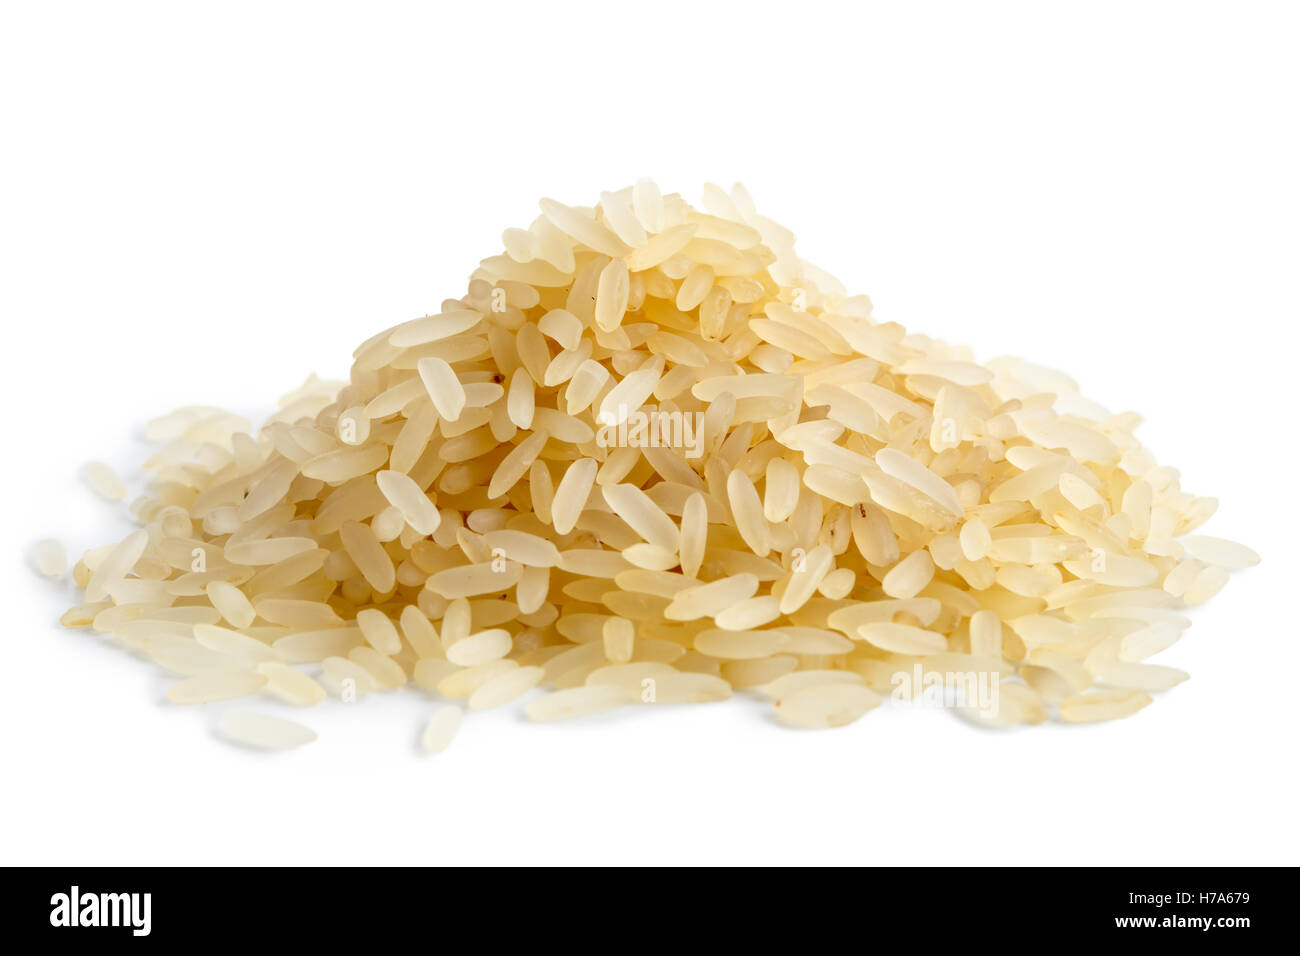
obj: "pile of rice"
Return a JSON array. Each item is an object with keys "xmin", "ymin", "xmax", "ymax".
[{"xmin": 39, "ymin": 182, "xmax": 1257, "ymax": 751}]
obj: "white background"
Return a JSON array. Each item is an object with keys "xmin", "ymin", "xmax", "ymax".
[{"xmin": 1, "ymin": 1, "xmax": 1296, "ymax": 866}]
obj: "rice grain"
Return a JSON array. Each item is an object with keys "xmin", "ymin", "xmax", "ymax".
[
  {"xmin": 46, "ymin": 181, "xmax": 1254, "ymax": 749},
  {"xmin": 84, "ymin": 461, "xmax": 127, "ymax": 501},
  {"xmin": 33, "ymin": 539, "xmax": 67, "ymax": 577},
  {"xmin": 218, "ymin": 710, "xmax": 316, "ymax": 750},
  {"xmin": 421, "ymin": 705, "xmax": 463, "ymax": 753}
]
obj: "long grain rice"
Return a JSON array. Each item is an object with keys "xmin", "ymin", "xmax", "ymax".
[
  {"xmin": 421, "ymin": 705, "xmax": 462, "ymax": 753},
  {"xmin": 666, "ymin": 574, "xmax": 759, "ymax": 621},
  {"xmin": 33, "ymin": 539, "xmax": 67, "ymax": 577},
  {"xmin": 84, "ymin": 461, "xmax": 127, "ymax": 501},
  {"xmin": 445, "ymin": 628, "xmax": 512, "ymax": 667},
  {"xmin": 525, "ymin": 685, "xmax": 632, "ymax": 721},
  {"xmin": 205, "ymin": 581, "xmax": 256, "ymax": 629},
  {"xmin": 167, "ymin": 671, "xmax": 267, "ymax": 705},
  {"xmin": 469, "ymin": 665, "xmax": 544, "ymax": 710},
  {"xmin": 218, "ymin": 710, "xmax": 316, "ymax": 750},
  {"xmin": 774, "ymin": 683, "xmax": 882, "ymax": 729},
  {"xmin": 256, "ymin": 661, "xmax": 328, "ymax": 706},
  {"xmin": 43, "ymin": 181, "xmax": 1255, "ymax": 752},
  {"xmin": 1060, "ymin": 689, "xmax": 1153, "ymax": 723}
]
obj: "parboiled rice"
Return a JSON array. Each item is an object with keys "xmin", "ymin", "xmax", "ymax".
[
  {"xmin": 83, "ymin": 460, "xmax": 127, "ymax": 501},
  {"xmin": 43, "ymin": 181, "xmax": 1256, "ymax": 751},
  {"xmin": 421, "ymin": 704, "xmax": 462, "ymax": 753},
  {"xmin": 218, "ymin": 709, "xmax": 316, "ymax": 750},
  {"xmin": 33, "ymin": 538, "xmax": 67, "ymax": 577}
]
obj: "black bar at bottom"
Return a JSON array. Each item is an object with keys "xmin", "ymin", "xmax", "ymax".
[{"xmin": 7, "ymin": 866, "xmax": 1286, "ymax": 939}]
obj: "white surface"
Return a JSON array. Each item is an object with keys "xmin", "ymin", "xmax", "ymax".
[{"xmin": 1, "ymin": 1, "xmax": 1296, "ymax": 866}]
